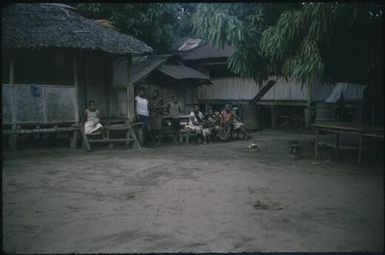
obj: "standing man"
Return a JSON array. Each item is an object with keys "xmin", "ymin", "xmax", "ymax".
[
  {"xmin": 221, "ymin": 104, "xmax": 235, "ymax": 142},
  {"xmin": 167, "ymin": 95, "xmax": 182, "ymax": 144},
  {"xmin": 150, "ymin": 90, "xmax": 163, "ymax": 145},
  {"xmin": 135, "ymin": 87, "xmax": 150, "ymax": 145}
]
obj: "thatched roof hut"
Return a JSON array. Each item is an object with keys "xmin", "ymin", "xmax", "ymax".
[{"xmin": 2, "ymin": 3, "xmax": 152, "ymax": 55}]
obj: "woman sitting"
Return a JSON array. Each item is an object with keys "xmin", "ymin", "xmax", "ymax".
[
  {"xmin": 184, "ymin": 104, "xmax": 204, "ymax": 143},
  {"xmin": 233, "ymin": 115, "xmax": 250, "ymax": 140},
  {"xmin": 83, "ymin": 100, "xmax": 104, "ymax": 136}
]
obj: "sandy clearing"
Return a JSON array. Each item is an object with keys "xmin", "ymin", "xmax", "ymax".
[{"xmin": 2, "ymin": 130, "xmax": 384, "ymax": 253}]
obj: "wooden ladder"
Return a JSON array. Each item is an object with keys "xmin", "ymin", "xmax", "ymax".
[{"xmin": 81, "ymin": 120, "xmax": 141, "ymax": 152}]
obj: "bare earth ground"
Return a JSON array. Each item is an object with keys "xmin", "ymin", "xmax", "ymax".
[{"xmin": 2, "ymin": 129, "xmax": 384, "ymax": 253}]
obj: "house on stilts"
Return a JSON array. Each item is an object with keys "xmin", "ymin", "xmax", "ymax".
[
  {"xmin": 173, "ymin": 35, "xmax": 368, "ymax": 130},
  {"xmin": 2, "ymin": 3, "xmax": 152, "ymax": 149}
]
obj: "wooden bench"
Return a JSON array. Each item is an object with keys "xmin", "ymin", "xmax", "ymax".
[
  {"xmin": 2, "ymin": 123, "xmax": 79, "ymax": 150},
  {"xmin": 312, "ymin": 121, "xmax": 384, "ymax": 164},
  {"xmin": 81, "ymin": 120, "xmax": 142, "ymax": 152},
  {"xmin": 180, "ymin": 130, "xmax": 198, "ymax": 144}
]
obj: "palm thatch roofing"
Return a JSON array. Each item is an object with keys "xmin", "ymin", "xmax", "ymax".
[{"xmin": 2, "ymin": 3, "xmax": 153, "ymax": 55}]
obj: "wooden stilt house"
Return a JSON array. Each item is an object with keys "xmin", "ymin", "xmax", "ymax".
[{"xmin": 2, "ymin": 3, "xmax": 152, "ymax": 149}]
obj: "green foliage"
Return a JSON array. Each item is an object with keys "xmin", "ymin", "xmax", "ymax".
[
  {"xmin": 191, "ymin": 3, "xmax": 270, "ymax": 83},
  {"xmin": 192, "ymin": 2, "xmax": 383, "ymax": 87},
  {"xmin": 261, "ymin": 2, "xmax": 383, "ymax": 85},
  {"xmin": 76, "ymin": 3, "xmax": 191, "ymax": 53},
  {"xmin": 77, "ymin": 3, "xmax": 101, "ymax": 13}
]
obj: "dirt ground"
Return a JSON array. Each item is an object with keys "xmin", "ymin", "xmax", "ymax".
[{"xmin": 2, "ymin": 129, "xmax": 384, "ymax": 253}]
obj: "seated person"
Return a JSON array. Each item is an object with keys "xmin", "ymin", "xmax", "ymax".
[
  {"xmin": 184, "ymin": 104, "xmax": 204, "ymax": 143},
  {"xmin": 213, "ymin": 111, "xmax": 223, "ymax": 138},
  {"xmin": 233, "ymin": 115, "xmax": 250, "ymax": 140},
  {"xmin": 201, "ymin": 109, "xmax": 214, "ymax": 145},
  {"xmin": 220, "ymin": 104, "xmax": 235, "ymax": 142},
  {"xmin": 202, "ymin": 108, "xmax": 222, "ymax": 144},
  {"xmin": 83, "ymin": 100, "xmax": 104, "ymax": 136}
]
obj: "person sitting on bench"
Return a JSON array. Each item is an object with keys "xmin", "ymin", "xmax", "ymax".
[
  {"xmin": 185, "ymin": 104, "xmax": 204, "ymax": 143},
  {"xmin": 213, "ymin": 111, "xmax": 223, "ymax": 139},
  {"xmin": 233, "ymin": 115, "xmax": 250, "ymax": 140},
  {"xmin": 83, "ymin": 100, "xmax": 104, "ymax": 136},
  {"xmin": 201, "ymin": 113, "xmax": 212, "ymax": 145},
  {"xmin": 202, "ymin": 108, "xmax": 221, "ymax": 144}
]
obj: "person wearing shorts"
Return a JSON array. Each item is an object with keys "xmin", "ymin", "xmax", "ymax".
[
  {"xmin": 220, "ymin": 104, "xmax": 235, "ymax": 142},
  {"xmin": 167, "ymin": 96, "xmax": 182, "ymax": 144},
  {"xmin": 150, "ymin": 90, "xmax": 163, "ymax": 145},
  {"xmin": 135, "ymin": 87, "xmax": 150, "ymax": 144}
]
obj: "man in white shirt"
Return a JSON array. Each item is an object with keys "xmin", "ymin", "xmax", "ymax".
[{"xmin": 135, "ymin": 87, "xmax": 150, "ymax": 132}]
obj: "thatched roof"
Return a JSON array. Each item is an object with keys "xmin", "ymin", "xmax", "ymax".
[{"xmin": 2, "ymin": 3, "xmax": 153, "ymax": 55}]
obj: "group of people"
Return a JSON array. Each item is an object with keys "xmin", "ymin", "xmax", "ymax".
[
  {"xmin": 134, "ymin": 87, "xmax": 182, "ymax": 145},
  {"xmin": 134, "ymin": 87, "xmax": 250, "ymax": 145},
  {"xmin": 183, "ymin": 103, "xmax": 250, "ymax": 145},
  {"xmin": 83, "ymin": 86, "xmax": 250, "ymax": 146}
]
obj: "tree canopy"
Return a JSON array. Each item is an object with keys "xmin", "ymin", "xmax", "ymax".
[
  {"xmin": 191, "ymin": 3, "xmax": 383, "ymax": 87},
  {"xmin": 75, "ymin": 3, "xmax": 192, "ymax": 54},
  {"xmin": 260, "ymin": 2, "xmax": 383, "ymax": 86},
  {"xmin": 75, "ymin": 3, "xmax": 383, "ymax": 88}
]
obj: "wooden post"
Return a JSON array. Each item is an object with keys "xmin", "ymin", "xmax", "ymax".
[
  {"xmin": 127, "ymin": 56, "xmax": 135, "ymax": 122},
  {"xmin": 133, "ymin": 128, "xmax": 143, "ymax": 148},
  {"xmin": 71, "ymin": 51, "xmax": 80, "ymax": 149},
  {"xmin": 70, "ymin": 130, "xmax": 78, "ymax": 149},
  {"xmin": 9, "ymin": 56, "xmax": 18, "ymax": 150},
  {"xmin": 305, "ymin": 80, "xmax": 313, "ymax": 129},
  {"xmin": 357, "ymin": 134, "xmax": 363, "ymax": 164},
  {"xmin": 336, "ymin": 133, "xmax": 340, "ymax": 152},
  {"xmin": 42, "ymin": 87, "xmax": 48, "ymax": 122},
  {"xmin": 73, "ymin": 51, "xmax": 80, "ymax": 123},
  {"xmin": 271, "ymin": 105, "xmax": 278, "ymax": 129},
  {"xmin": 315, "ymin": 128, "xmax": 319, "ymax": 160},
  {"xmin": 127, "ymin": 85, "xmax": 134, "ymax": 122},
  {"xmin": 9, "ymin": 57, "xmax": 16, "ymax": 126},
  {"xmin": 353, "ymin": 102, "xmax": 362, "ymax": 124},
  {"xmin": 255, "ymin": 106, "xmax": 260, "ymax": 131}
]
